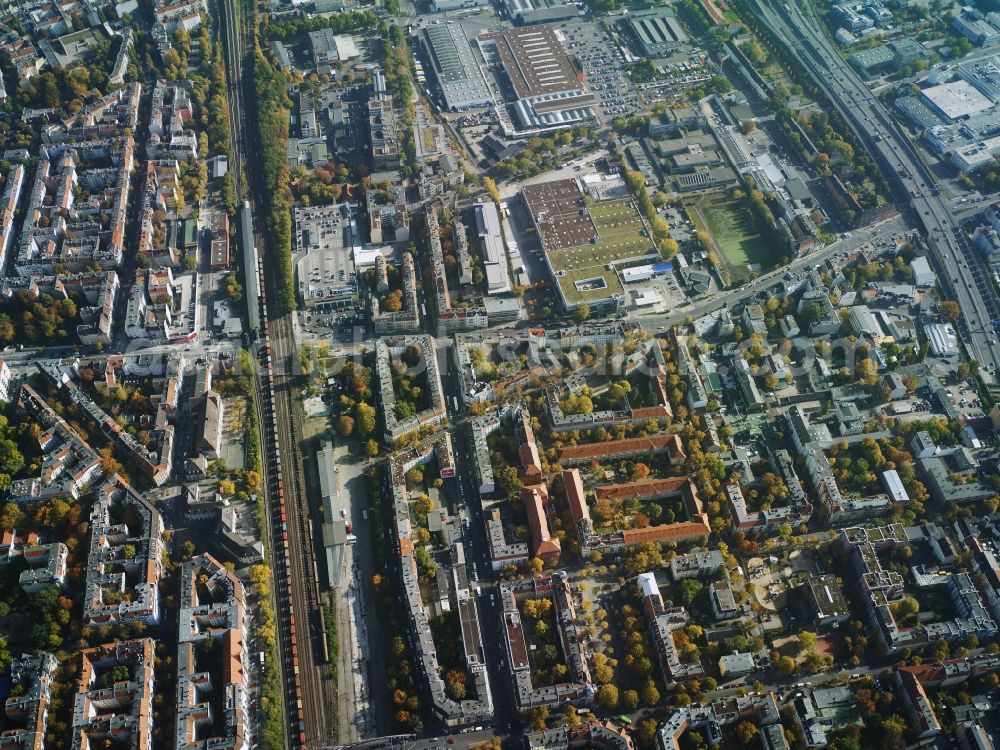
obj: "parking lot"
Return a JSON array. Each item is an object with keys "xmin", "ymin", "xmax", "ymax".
[{"xmin": 555, "ymin": 20, "xmax": 640, "ymax": 121}]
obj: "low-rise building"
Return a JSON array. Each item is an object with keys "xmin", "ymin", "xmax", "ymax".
[
  {"xmin": 802, "ymin": 574, "xmax": 850, "ymax": 628},
  {"xmin": 18, "ymin": 542, "xmax": 68, "ymax": 593},
  {"xmin": 709, "ymin": 575, "xmax": 739, "ymax": 620},
  {"xmin": 718, "ymin": 652, "xmax": 755, "ymax": 677}
]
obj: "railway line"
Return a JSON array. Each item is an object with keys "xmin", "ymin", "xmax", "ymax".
[{"xmin": 217, "ymin": 0, "xmax": 332, "ymax": 746}]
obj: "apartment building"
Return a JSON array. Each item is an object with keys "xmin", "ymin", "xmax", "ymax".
[
  {"xmin": 12, "ymin": 383, "xmax": 103, "ymax": 502},
  {"xmin": 16, "ymin": 138, "xmax": 132, "ymax": 275},
  {"xmin": 175, "ymin": 553, "xmax": 249, "ymax": 750},
  {"xmin": 570, "ymin": 476, "xmax": 712, "ymax": 555},
  {"xmin": 387, "ymin": 436, "xmax": 494, "ymax": 727},
  {"xmin": 638, "ymin": 572, "xmax": 705, "ymax": 683},
  {"xmin": 841, "ymin": 525, "xmax": 997, "ymax": 652},
  {"xmin": 83, "ymin": 475, "xmax": 164, "ymax": 626},
  {"xmin": 372, "ymin": 252, "xmax": 420, "ymax": 334},
  {"xmin": 557, "ymin": 433, "xmax": 685, "ymax": 467},
  {"xmin": 0, "ymin": 164, "xmax": 24, "ymax": 275},
  {"xmin": 2, "ymin": 652, "xmax": 57, "ymax": 750},
  {"xmin": 18, "ymin": 542, "xmax": 68, "ymax": 593},
  {"xmin": 71, "ymin": 639, "xmax": 155, "ymax": 750},
  {"xmin": 375, "ymin": 335, "xmax": 447, "ymax": 444},
  {"xmin": 38, "ymin": 360, "xmax": 174, "ymax": 486},
  {"xmin": 500, "ymin": 573, "xmax": 593, "ymax": 709},
  {"xmin": 426, "ymin": 200, "xmax": 488, "ymax": 336}
]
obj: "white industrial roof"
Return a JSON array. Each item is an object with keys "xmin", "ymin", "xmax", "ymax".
[{"xmin": 923, "ymin": 80, "xmax": 994, "ymax": 120}]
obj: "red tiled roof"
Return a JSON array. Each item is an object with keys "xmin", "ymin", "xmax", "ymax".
[
  {"xmin": 563, "ymin": 468, "xmax": 590, "ymax": 525},
  {"xmin": 523, "ymin": 485, "xmax": 560, "ymax": 560},
  {"xmin": 622, "ymin": 517, "xmax": 711, "ymax": 544},
  {"xmin": 558, "ymin": 433, "xmax": 684, "ymax": 464},
  {"xmin": 595, "ymin": 476, "xmax": 690, "ymax": 501}
]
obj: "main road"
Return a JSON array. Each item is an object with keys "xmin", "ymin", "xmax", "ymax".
[{"xmin": 747, "ymin": 0, "xmax": 1000, "ymax": 379}]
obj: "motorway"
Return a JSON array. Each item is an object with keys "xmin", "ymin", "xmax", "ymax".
[
  {"xmin": 217, "ymin": 0, "xmax": 333, "ymax": 747},
  {"xmin": 747, "ymin": 0, "xmax": 1000, "ymax": 380}
]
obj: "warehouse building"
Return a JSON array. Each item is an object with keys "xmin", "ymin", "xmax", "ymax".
[
  {"xmin": 503, "ymin": 0, "xmax": 578, "ymax": 24},
  {"xmin": 624, "ymin": 7, "xmax": 689, "ymax": 57},
  {"xmin": 479, "ymin": 25, "xmax": 597, "ymax": 134},
  {"xmin": 422, "ymin": 22, "xmax": 493, "ymax": 111}
]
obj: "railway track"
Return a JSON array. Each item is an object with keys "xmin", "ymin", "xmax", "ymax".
[
  {"xmin": 217, "ymin": 0, "xmax": 331, "ymax": 746},
  {"xmin": 258, "ymin": 306, "xmax": 331, "ymax": 749}
]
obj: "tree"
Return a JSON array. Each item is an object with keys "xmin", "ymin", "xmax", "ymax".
[
  {"xmin": 632, "ymin": 462, "xmax": 651, "ymax": 480},
  {"xmin": 622, "ymin": 689, "xmax": 640, "ymax": 710},
  {"xmin": 777, "ymin": 655, "xmax": 797, "ymax": 675},
  {"xmin": 520, "ymin": 707, "xmax": 548, "ymax": 731},
  {"xmin": 355, "ymin": 402, "xmax": 377, "ymax": 436},
  {"xmin": 596, "ymin": 683, "xmax": 619, "ymax": 708},
  {"xmin": 364, "ymin": 439, "xmax": 379, "ymax": 458},
  {"xmin": 854, "ymin": 356, "xmax": 877, "ymax": 386},
  {"xmin": 0, "ymin": 502, "xmax": 25, "ymax": 531},
  {"xmin": 798, "ymin": 631, "xmax": 817, "ymax": 653},
  {"xmin": 482, "ymin": 176, "xmax": 501, "ymax": 204},
  {"xmin": 890, "ymin": 595, "xmax": 919, "ymax": 621},
  {"xmin": 641, "ymin": 680, "xmax": 660, "ymax": 706},
  {"xmin": 574, "ymin": 303, "xmax": 591, "ymax": 323},
  {"xmin": 939, "ymin": 300, "xmax": 961, "ymax": 322},
  {"xmin": 336, "ymin": 415, "xmax": 355, "ymax": 437},
  {"xmin": 735, "ymin": 721, "xmax": 757, "ymax": 746},
  {"xmin": 637, "ymin": 719, "xmax": 659, "ymax": 750},
  {"xmin": 679, "ymin": 579, "xmax": 704, "ymax": 606}
]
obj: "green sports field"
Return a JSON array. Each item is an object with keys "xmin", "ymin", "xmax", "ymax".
[{"xmin": 701, "ymin": 196, "xmax": 771, "ymax": 270}]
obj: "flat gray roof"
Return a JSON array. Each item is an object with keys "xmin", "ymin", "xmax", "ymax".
[{"xmin": 423, "ymin": 22, "xmax": 493, "ymax": 109}]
